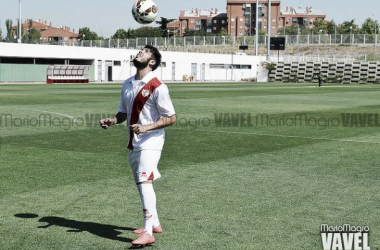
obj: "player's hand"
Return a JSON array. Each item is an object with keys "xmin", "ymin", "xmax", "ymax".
[
  {"xmin": 131, "ymin": 124, "xmax": 147, "ymax": 134},
  {"xmin": 99, "ymin": 118, "xmax": 116, "ymax": 129}
]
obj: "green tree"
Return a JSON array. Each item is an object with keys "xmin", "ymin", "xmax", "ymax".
[
  {"xmin": 338, "ymin": 19, "xmax": 358, "ymax": 34},
  {"xmin": 112, "ymin": 28, "xmax": 128, "ymax": 39},
  {"xmin": 183, "ymin": 28, "xmax": 195, "ymax": 36},
  {"xmin": 133, "ymin": 26, "xmax": 162, "ymax": 37},
  {"xmin": 78, "ymin": 27, "xmax": 99, "ymax": 40},
  {"xmin": 326, "ymin": 20, "xmax": 337, "ymax": 34},
  {"xmin": 5, "ymin": 19, "xmax": 14, "ymax": 41},
  {"xmin": 27, "ymin": 19, "xmax": 41, "ymax": 42},
  {"xmin": 259, "ymin": 29, "xmax": 267, "ymax": 35},
  {"xmin": 126, "ymin": 28, "xmax": 135, "ymax": 39},
  {"xmin": 194, "ymin": 29, "xmax": 213, "ymax": 36},
  {"xmin": 112, "ymin": 28, "xmax": 137, "ymax": 39},
  {"xmin": 0, "ymin": 21, "xmax": 3, "ymax": 41},
  {"xmin": 361, "ymin": 18, "xmax": 379, "ymax": 34},
  {"xmin": 155, "ymin": 17, "xmax": 175, "ymax": 37},
  {"xmin": 278, "ymin": 24, "xmax": 308, "ymax": 35},
  {"xmin": 155, "ymin": 17, "xmax": 175, "ymax": 30},
  {"xmin": 311, "ymin": 19, "xmax": 327, "ymax": 34},
  {"xmin": 14, "ymin": 18, "xmax": 25, "ymax": 42},
  {"xmin": 217, "ymin": 29, "xmax": 229, "ymax": 36}
]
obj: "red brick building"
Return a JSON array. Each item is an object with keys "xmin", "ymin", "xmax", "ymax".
[
  {"xmin": 178, "ymin": 0, "xmax": 326, "ymax": 37},
  {"xmin": 12, "ymin": 19, "xmax": 80, "ymax": 43},
  {"xmin": 227, "ymin": 0, "xmax": 281, "ymax": 36},
  {"xmin": 178, "ymin": 8, "xmax": 228, "ymax": 36},
  {"xmin": 279, "ymin": 5, "xmax": 326, "ymax": 29},
  {"xmin": 167, "ymin": 20, "xmax": 180, "ymax": 36}
]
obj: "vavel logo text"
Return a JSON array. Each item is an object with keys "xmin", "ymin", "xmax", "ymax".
[{"xmin": 321, "ymin": 224, "xmax": 370, "ymax": 250}]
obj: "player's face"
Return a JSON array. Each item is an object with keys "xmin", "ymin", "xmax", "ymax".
[{"xmin": 133, "ymin": 48, "xmax": 155, "ymax": 69}]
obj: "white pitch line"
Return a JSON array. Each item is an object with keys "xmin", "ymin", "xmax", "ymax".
[
  {"xmin": 23, "ymin": 109, "xmax": 77, "ymax": 122},
  {"xmin": 308, "ymin": 85, "xmax": 354, "ymax": 88},
  {"xmin": 171, "ymin": 128, "xmax": 380, "ymax": 145}
]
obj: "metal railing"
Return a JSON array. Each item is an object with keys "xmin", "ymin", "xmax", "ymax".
[
  {"xmin": 3, "ymin": 34, "xmax": 378, "ymax": 48},
  {"xmin": 2, "ymin": 34, "xmax": 379, "ymax": 63}
]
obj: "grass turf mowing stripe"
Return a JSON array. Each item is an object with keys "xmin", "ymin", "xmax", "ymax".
[{"xmin": 170, "ymin": 127, "xmax": 380, "ymax": 144}]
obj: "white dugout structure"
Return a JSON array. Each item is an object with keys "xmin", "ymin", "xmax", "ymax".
[{"xmin": 0, "ymin": 43, "xmax": 260, "ymax": 82}]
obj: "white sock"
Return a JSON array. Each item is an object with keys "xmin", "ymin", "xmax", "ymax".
[{"xmin": 138, "ymin": 184, "xmax": 160, "ymax": 235}]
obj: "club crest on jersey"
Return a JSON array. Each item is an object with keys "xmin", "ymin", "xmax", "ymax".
[{"xmin": 141, "ymin": 89, "xmax": 150, "ymax": 97}]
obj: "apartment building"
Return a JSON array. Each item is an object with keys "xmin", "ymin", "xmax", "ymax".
[{"xmin": 178, "ymin": 0, "xmax": 326, "ymax": 36}]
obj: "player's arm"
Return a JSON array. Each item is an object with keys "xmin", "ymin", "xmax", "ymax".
[
  {"xmin": 131, "ymin": 115, "xmax": 176, "ymax": 134},
  {"xmin": 99, "ymin": 112, "xmax": 128, "ymax": 129}
]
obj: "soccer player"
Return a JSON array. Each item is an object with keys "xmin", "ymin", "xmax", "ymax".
[
  {"xmin": 99, "ymin": 45, "xmax": 176, "ymax": 246},
  {"xmin": 318, "ymin": 73, "xmax": 323, "ymax": 87}
]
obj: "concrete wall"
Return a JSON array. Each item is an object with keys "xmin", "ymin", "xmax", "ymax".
[
  {"xmin": 0, "ymin": 63, "xmax": 95, "ymax": 82},
  {"xmin": 0, "ymin": 42, "xmax": 260, "ymax": 82}
]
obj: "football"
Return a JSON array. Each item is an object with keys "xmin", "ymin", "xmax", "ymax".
[{"xmin": 132, "ymin": 0, "xmax": 158, "ymax": 25}]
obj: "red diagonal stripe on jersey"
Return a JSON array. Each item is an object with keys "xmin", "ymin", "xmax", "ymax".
[{"xmin": 128, "ymin": 77, "xmax": 162, "ymax": 150}]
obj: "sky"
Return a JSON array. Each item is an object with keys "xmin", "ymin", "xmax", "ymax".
[{"xmin": 1, "ymin": 0, "xmax": 380, "ymax": 38}]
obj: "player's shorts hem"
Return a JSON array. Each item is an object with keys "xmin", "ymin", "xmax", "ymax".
[{"xmin": 128, "ymin": 150, "xmax": 162, "ymax": 183}]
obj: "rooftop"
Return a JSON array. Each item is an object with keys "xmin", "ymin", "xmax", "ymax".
[
  {"xmin": 281, "ymin": 5, "xmax": 325, "ymax": 16},
  {"xmin": 180, "ymin": 8, "xmax": 225, "ymax": 18}
]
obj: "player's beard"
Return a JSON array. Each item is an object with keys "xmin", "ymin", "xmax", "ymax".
[{"xmin": 133, "ymin": 57, "xmax": 150, "ymax": 70}]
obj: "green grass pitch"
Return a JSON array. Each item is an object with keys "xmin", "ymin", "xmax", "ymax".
[{"xmin": 1, "ymin": 82, "xmax": 380, "ymax": 249}]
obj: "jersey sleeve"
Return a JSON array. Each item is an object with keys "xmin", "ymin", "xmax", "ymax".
[
  {"xmin": 156, "ymin": 84, "xmax": 176, "ymax": 117},
  {"xmin": 117, "ymin": 82, "xmax": 127, "ymax": 113}
]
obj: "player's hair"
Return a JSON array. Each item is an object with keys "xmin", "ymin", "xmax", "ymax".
[{"xmin": 144, "ymin": 44, "xmax": 161, "ymax": 71}]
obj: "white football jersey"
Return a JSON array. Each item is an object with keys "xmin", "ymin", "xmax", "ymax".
[{"xmin": 117, "ymin": 71, "xmax": 176, "ymax": 151}]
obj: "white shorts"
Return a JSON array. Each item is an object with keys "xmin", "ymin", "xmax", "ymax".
[{"xmin": 128, "ymin": 150, "xmax": 162, "ymax": 183}]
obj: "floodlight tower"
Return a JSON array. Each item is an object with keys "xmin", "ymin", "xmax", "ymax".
[
  {"xmin": 373, "ymin": 14, "xmax": 377, "ymax": 61},
  {"xmin": 266, "ymin": 0, "xmax": 271, "ymax": 61},
  {"xmin": 18, "ymin": 0, "xmax": 22, "ymax": 43},
  {"xmin": 255, "ymin": 0, "xmax": 259, "ymax": 56}
]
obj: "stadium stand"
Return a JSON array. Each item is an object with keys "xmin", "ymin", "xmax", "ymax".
[{"xmin": 268, "ymin": 61, "xmax": 380, "ymax": 83}]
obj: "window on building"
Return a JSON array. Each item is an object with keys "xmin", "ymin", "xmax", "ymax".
[
  {"xmin": 213, "ymin": 27, "xmax": 217, "ymax": 30},
  {"xmin": 222, "ymin": 20, "xmax": 225, "ymax": 24},
  {"xmin": 210, "ymin": 64, "xmax": 251, "ymax": 69},
  {"xmin": 210, "ymin": 64, "xmax": 225, "ymax": 69},
  {"xmin": 240, "ymin": 18, "xmax": 243, "ymax": 21},
  {"xmin": 272, "ymin": 19, "xmax": 276, "ymax": 22},
  {"xmin": 231, "ymin": 18, "xmax": 235, "ymax": 22},
  {"xmin": 113, "ymin": 61, "xmax": 121, "ymax": 66},
  {"xmin": 191, "ymin": 19, "xmax": 194, "ymax": 23},
  {"xmin": 213, "ymin": 20, "xmax": 217, "ymax": 24},
  {"xmin": 231, "ymin": 25, "xmax": 235, "ymax": 29},
  {"xmin": 240, "ymin": 25, "xmax": 243, "ymax": 29}
]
